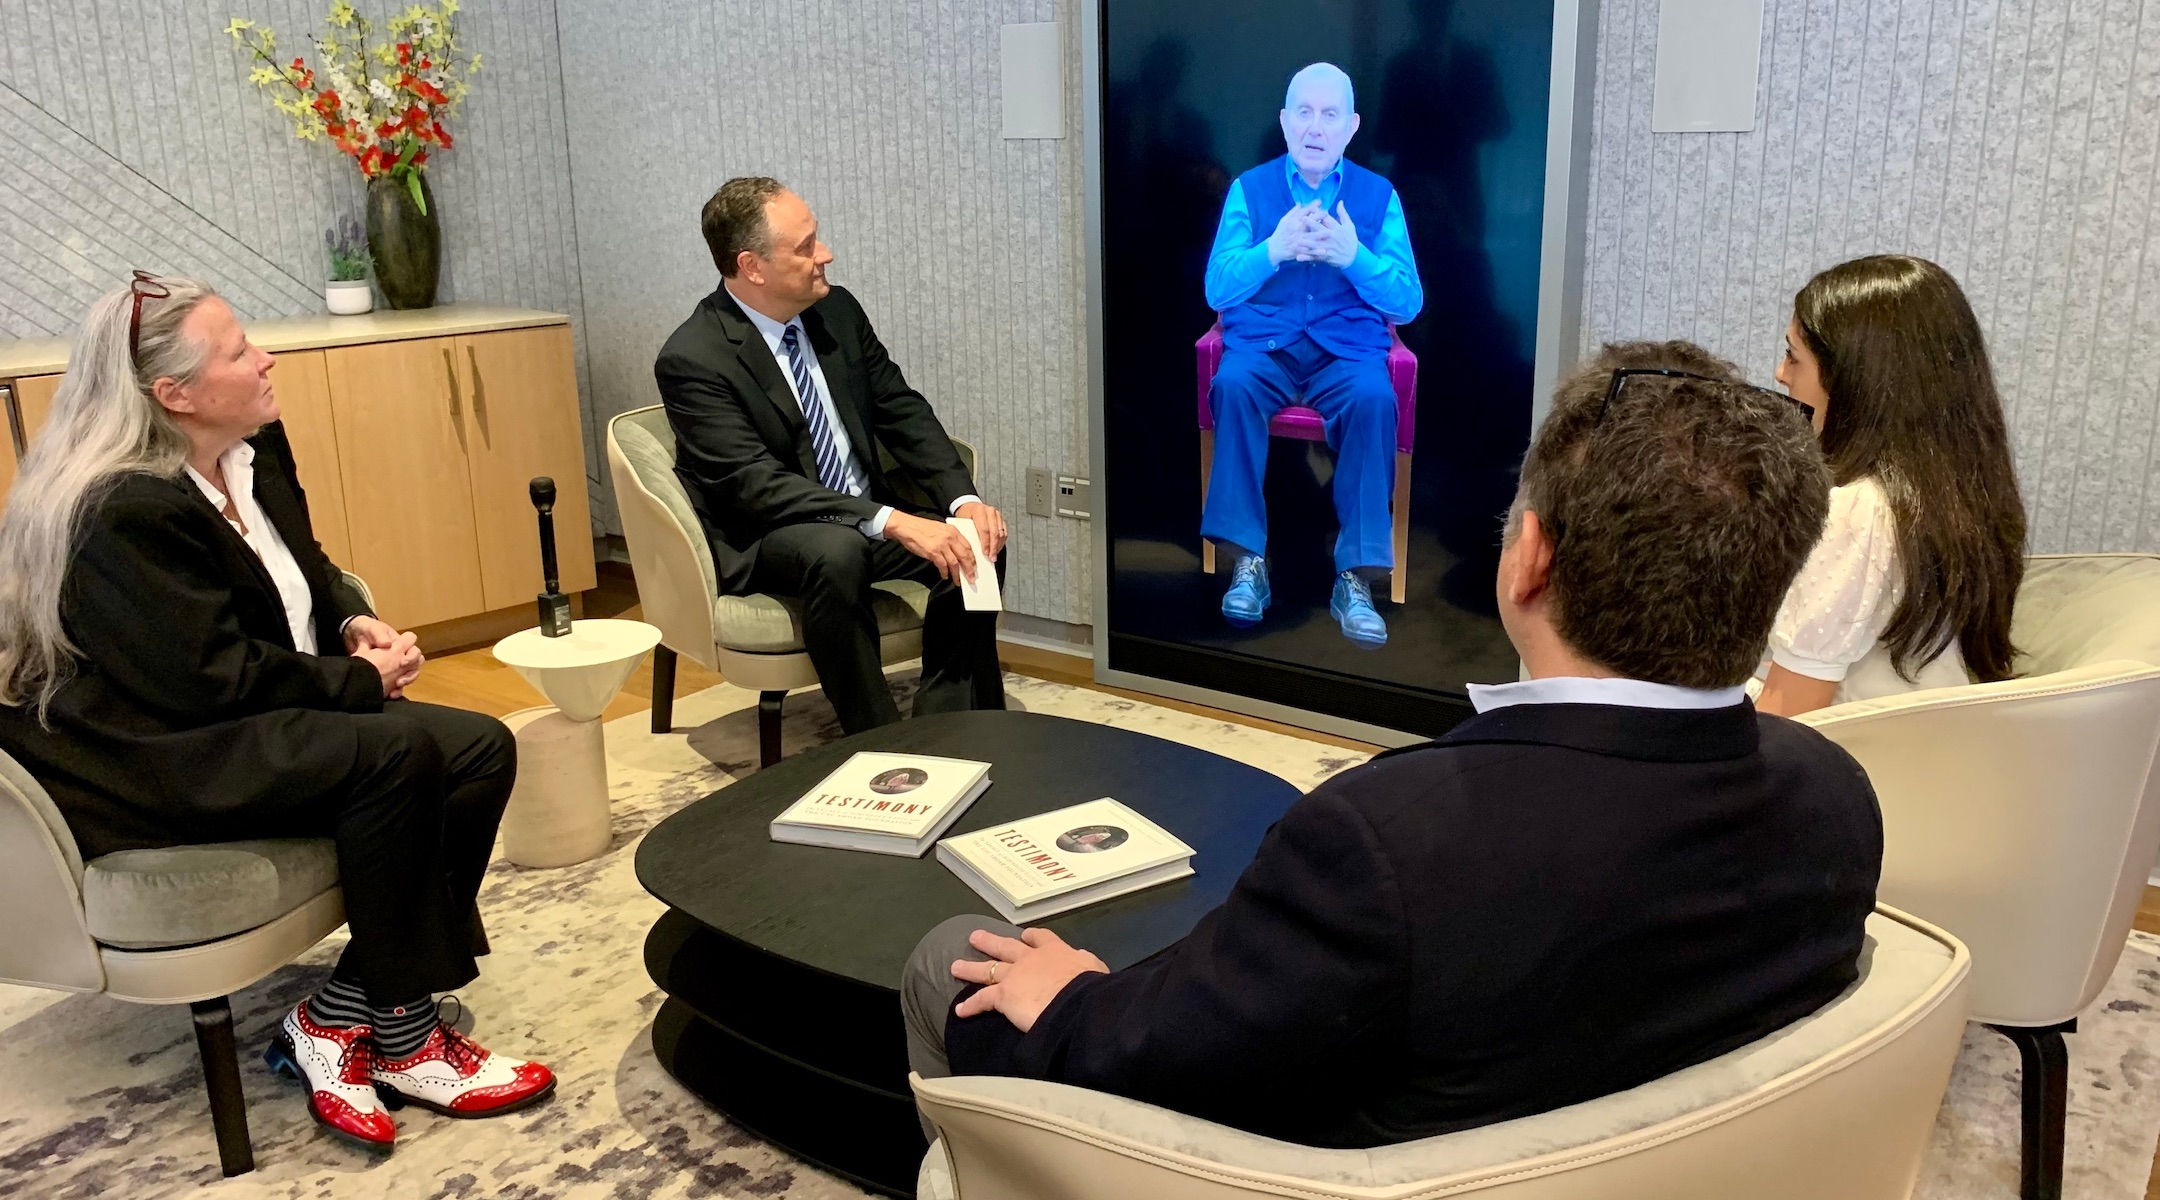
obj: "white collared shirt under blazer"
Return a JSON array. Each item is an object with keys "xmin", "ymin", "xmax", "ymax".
[
  {"xmin": 1763, "ymin": 475, "xmax": 1969, "ymax": 706},
  {"xmin": 184, "ymin": 440, "xmax": 318, "ymax": 654}
]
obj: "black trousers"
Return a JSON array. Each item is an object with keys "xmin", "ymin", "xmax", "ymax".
[
  {"xmin": 745, "ymin": 521, "xmax": 1006, "ymax": 733},
  {"xmin": 257, "ymin": 700, "xmax": 516, "ymax": 1004}
]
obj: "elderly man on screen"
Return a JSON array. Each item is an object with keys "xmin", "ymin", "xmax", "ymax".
[{"xmin": 1202, "ymin": 62, "xmax": 1423, "ymax": 647}]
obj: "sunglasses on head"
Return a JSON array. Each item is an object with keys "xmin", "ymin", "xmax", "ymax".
[
  {"xmin": 127, "ymin": 269, "xmax": 171, "ymax": 363},
  {"xmin": 1596, "ymin": 367, "xmax": 1814, "ymax": 425}
]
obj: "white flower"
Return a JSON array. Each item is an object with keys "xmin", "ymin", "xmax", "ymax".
[{"xmin": 368, "ymin": 78, "xmax": 395, "ymax": 104}]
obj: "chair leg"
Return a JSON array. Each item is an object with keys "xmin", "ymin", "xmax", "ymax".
[
  {"xmin": 1199, "ymin": 429, "xmax": 1216, "ymax": 574},
  {"xmin": 651, "ymin": 644, "xmax": 677, "ymax": 734},
  {"xmin": 758, "ymin": 690, "xmax": 785, "ymax": 768},
  {"xmin": 1391, "ymin": 450, "xmax": 1411, "ymax": 604},
  {"xmin": 190, "ymin": 997, "xmax": 254, "ymax": 1177},
  {"xmin": 1989, "ymin": 1019, "xmax": 2075, "ymax": 1200}
]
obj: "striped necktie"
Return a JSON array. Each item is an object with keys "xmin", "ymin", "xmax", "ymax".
[{"xmin": 782, "ymin": 324, "xmax": 850, "ymax": 493}]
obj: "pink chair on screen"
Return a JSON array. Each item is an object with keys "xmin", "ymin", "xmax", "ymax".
[{"xmin": 1196, "ymin": 322, "xmax": 1418, "ymax": 603}]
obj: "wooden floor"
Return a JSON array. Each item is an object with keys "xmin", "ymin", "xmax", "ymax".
[{"xmin": 409, "ymin": 564, "xmax": 2160, "ymax": 1196}]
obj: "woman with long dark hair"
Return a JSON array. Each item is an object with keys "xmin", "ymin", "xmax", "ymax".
[{"xmin": 1755, "ymin": 254, "xmax": 2027, "ymax": 716}]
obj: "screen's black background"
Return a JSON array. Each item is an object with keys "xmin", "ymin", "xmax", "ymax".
[{"xmin": 1098, "ymin": 0, "xmax": 1555, "ymax": 734}]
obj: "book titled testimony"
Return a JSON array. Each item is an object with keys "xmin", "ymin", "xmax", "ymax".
[
  {"xmin": 769, "ymin": 752, "xmax": 993, "ymax": 858},
  {"xmin": 936, "ymin": 798, "xmax": 1195, "ymax": 923}
]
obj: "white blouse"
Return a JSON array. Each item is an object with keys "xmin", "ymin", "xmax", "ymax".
[
  {"xmin": 184, "ymin": 442, "xmax": 319, "ymax": 655},
  {"xmin": 1761, "ymin": 476, "xmax": 1968, "ymax": 706}
]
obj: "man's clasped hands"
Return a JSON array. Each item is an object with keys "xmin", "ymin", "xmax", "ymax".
[{"xmin": 1265, "ymin": 199, "xmax": 1361, "ymax": 269}]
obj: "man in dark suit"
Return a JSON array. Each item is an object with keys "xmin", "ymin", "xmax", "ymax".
[
  {"xmin": 900, "ymin": 341, "xmax": 1879, "ymax": 1148},
  {"xmin": 656, "ymin": 177, "xmax": 1006, "ymax": 732}
]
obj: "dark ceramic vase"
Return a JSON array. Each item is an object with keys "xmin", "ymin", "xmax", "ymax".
[{"xmin": 365, "ymin": 173, "xmax": 440, "ymax": 310}]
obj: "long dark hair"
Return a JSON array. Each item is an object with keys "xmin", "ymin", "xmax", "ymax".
[{"xmin": 1794, "ymin": 254, "xmax": 2026, "ymax": 682}]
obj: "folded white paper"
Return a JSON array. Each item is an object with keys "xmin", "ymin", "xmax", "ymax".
[{"xmin": 947, "ymin": 517, "xmax": 1003, "ymax": 612}]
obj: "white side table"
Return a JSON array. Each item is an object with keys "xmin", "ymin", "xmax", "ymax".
[{"xmin": 492, "ymin": 618, "xmax": 662, "ymax": 867}]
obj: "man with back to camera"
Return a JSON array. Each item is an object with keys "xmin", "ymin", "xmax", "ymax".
[
  {"xmin": 898, "ymin": 342, "xmax": 1882, "ymax": 1148},
  {"xmin": 1202, "ymin": 62, "xmax": 1424, "ymax": 647},
  {"xmin": 655, "ymin": 178, "xmax": 1007, "ymax": 733}
]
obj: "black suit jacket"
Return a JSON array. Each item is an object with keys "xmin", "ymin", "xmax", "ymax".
[
  {"xmin": 0, "ymin": 423, "xmax": 380, "ymax": 860},
  {"xmin": 653, "ymin": 284, "xmax": 979, "ymax": 592},
  {"xmin": 948, "ymin": 700, "xmax": 1884, "ymax": 1148}
]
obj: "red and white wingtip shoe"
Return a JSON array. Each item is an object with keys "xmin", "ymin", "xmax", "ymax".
[
  {"xmin": 264, "ymin": 1001, "xmax": 397, "ymax": 1152},
  {"xmin": 370, "ymin": 1023, "xmax": 556, "ymax": 1118}
]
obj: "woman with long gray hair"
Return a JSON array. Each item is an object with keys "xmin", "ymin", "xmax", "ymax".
[{"xmin": 0, "ymin": 273, "xmax": 555, "ymax": 1152}]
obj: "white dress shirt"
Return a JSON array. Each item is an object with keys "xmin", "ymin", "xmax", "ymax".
[
  {"xmin": 727, "ymin": 284, "xmax": 979, "ymax": 538},
  {"xmin": 1759, "ymin": 476, "xmax": 1968, "ymax": 706},
  {"xmin": 184, "ymin": 441, "xmax": 319, "ymax": 654},
  {"xmin": 1466, "ymin": 675, "xmax": 1749, "ymax": 713}
]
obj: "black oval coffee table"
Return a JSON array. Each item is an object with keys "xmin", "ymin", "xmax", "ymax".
[{"xmin": 635, "ymin": 709, "xmax": 1304, "ymax": 1197}]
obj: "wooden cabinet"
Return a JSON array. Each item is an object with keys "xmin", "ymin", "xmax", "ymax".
[
  {"xmin": 267, "ymin": 351, "xmax": 354, "ymax": 572},
  {"xmin": 0, "ymin": 373, "xmax": 60, "ymax": 519},
  {"xmin": 14, "ymin": 373, "xmax": 58, "ymax": 440},
  {"xmin": 459, "ymin": 326, "xmax": 596, "ymax": 610},
  {"xmin": 323, "ymin": 327, "xmax": 594, "ymax": 630},
  {"xmin": 325, "ymin": 337, "xmax": 489, "ymax": 628},
  {"xmin": 0, "ymin": 310, "xmax": 592, "ymax": 637}
]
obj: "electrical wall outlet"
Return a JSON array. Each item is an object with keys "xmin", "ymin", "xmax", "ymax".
[
  {"xmin": 1055, "ymin": 474, "xmax": 1092, "ymax": 519},
  {"xmin": 1026, "ymin": 467, "xmax": 1055, "ymax": 517}
]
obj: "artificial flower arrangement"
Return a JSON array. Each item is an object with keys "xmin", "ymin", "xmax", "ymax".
[{"xmin": 227, "ymin": 0, "xmax": 480, "ymax": 215}]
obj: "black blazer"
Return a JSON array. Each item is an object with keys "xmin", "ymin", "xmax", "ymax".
[
  {"xmin": 0, "ymin": 423, "xmax": 380, "ymax": 860},
  {"xmin": 653, "ymin": 284, "xmax": 979, "ymax": 592},
  {"xmin": 947, "ymin": 701, "xmax": 1884, "ymax": 1149}
]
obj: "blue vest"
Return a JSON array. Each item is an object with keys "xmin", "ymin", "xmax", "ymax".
[{"xmin": 1219, "ymin": 156, "xmax": 1397, "ymax": 361}]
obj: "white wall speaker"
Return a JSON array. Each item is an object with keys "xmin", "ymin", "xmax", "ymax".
[
  {"xmin": 1002, "ymin": 22, "xmax": 1065, "ymax": 139},
  {"xmin": 1651, "ymin": 0, "xmax": 1765, "ymax": 133}
]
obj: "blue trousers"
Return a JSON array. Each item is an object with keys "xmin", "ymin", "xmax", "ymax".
[{"xmin": 1201, "ymin": 336, "xmax": 1397, "ymax": 573}]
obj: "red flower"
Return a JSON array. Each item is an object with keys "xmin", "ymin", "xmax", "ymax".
[
  {"xmin": 360, "ymin": 145, "xmax": 385, "ymax": 176},
  {"xmin": 404, "ymin": 103, "xmax": 429, "ymax": 130},
  {"xmin": 412, "ymin": 150, "xmax": 429, "ymax": 167},
  {"xmin": 432, "ymin": 122, "xmax": 452, "ymax": 149},
  {"xmin": 397, "ymin": 42, "xmax": 412, "ymax": 65}
]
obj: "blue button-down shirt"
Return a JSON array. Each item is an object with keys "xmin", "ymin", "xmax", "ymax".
[{"xmin": 1203, "ymin": 157, "xmax": 1423, "ymax": 324}]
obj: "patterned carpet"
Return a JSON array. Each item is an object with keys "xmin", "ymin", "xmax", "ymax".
[{"xmin": 0, "ymin": 670, "xmax": 2155, "ymax": 1199}]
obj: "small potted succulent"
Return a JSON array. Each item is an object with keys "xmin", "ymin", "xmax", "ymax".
[{"xmin": 324, "ymin": 215, "xmax": 373, "ymax": 314}]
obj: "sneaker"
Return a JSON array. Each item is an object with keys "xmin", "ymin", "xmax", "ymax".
[
  {"xmin": 371, "ymin": 1019, "xmax": 556, "ymax": 1119},
  {"xmin": 1331, "ymin": 572, "xmax": 1388, "ymax": 648},
  {"xmin": 1222, "ymin": 555, "xmax": 1271, "ymax": 626},
  {"xmin": 265, "ymin": 1000, "xmax": 396, "ymax": 1152}
]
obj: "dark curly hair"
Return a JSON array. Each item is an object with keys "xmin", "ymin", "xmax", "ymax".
[{"xmin": 1514, "ymin": 341, "xmax": 1832, "ymax": 688}]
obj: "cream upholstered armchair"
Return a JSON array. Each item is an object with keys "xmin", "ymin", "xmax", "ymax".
[
  {"xmin": 0, "ymin": 572, "xmax": 379, "ymax": 1177},
  {"xmin": 606, "ymin": 405, "xmax": 976, "ymax": 766},
  {"xmin": 1797, "ymin": 552, "xmax": 2160, "ymax": 1200},
  {"xmin": 912, "ymin": 907, "xmax": 1969, "ymax": 1200}
]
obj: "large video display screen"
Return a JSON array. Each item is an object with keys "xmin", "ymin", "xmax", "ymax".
[{"xmin": 1096, "ymin": 0, "xmax": 1557, "ymax": 735}]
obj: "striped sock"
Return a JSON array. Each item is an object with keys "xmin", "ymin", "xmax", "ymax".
[
  {"xmin": 371, "ymin": 995, "xmax": 442, "ymax": 1060},
  {"xmin": 309, "ymin": 978, "xmax": 439, "ymax": 1058},
  {"xmin": 308, "ymin": 977, "xmax": 377, "ymax": 1029}
]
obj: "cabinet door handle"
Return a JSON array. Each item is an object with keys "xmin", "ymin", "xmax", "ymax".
[
  {"xmin": 1, "ymin": 383, "xmax": 22, "ymax": 458},
  {"xmin": 443, "ymin": 347, "xmax": 467, "ymax": 452},
  {"xmin": 466, "ymin": 344, "xmax": 490, "ymax": 445}
]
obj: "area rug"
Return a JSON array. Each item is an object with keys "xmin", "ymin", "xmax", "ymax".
[{"xmin": 0, "ymin": 669, "xmax": 2154, "ymax": 1199}]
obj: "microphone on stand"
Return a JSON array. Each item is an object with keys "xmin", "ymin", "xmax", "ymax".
[{"xmin": 531, "ymin": 476, "xmax": 572, "ymax": 637}]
